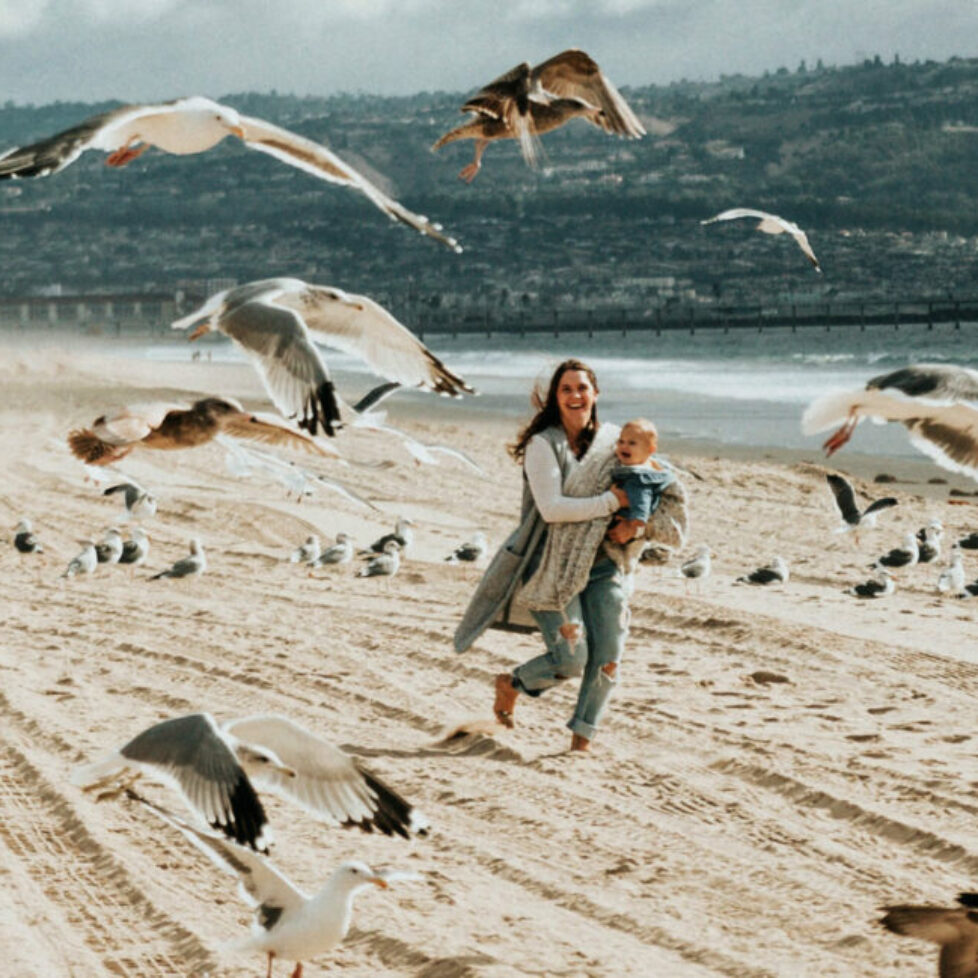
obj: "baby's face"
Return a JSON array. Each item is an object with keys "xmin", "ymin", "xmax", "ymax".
[{"xmin": 616, "ymin": 426, "xmax": 655, "ymax": 464}]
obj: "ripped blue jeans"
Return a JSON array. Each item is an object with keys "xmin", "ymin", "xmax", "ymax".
[{"xmin": 512, "ymin": 556, "xmax": 628, "ymax": 740}]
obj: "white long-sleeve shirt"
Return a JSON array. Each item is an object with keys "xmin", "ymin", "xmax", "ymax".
[{"xmin": 524, "ymin": 433, "xmax": 619, "ymax": 523}]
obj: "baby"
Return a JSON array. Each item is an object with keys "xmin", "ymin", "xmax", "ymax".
[{"xmin": 558, "ymin": 418, "xmax": 673, "ymax": 645}]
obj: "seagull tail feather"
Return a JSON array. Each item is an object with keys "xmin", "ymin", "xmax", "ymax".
[
  {"xmin": 68, "ymin": 428, "xmax": 122, "ymax": 465},
  {"xmin": 801, "ymin": 390, "xmax": 860, "ymax": 435}
]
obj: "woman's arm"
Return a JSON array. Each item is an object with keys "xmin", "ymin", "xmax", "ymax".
[{"xmin": 524, "ymin": 436, "xmax": 619, "ymax": 523}]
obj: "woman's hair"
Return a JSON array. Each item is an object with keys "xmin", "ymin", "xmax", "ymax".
[{"xmin": 509, "ymin": 358, "xmax": 600, "ymax": 463}]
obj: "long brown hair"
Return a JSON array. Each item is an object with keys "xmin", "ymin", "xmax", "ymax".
[{"xmin": 509, "ymin": 358, "xmax": 600, "ymax": 463}]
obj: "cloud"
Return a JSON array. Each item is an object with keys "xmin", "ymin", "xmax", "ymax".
[{"xmin": 0, "ymin": 0, "xmax": 50, "ymax": 38}]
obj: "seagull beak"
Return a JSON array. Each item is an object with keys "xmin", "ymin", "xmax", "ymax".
[
  {"xmin": 231, "ymin": 125, "xmax": 246, "ymax": 140},
  {"xmin": 369, "ymin": 876, "xmax": 389, "ymax": 889}
]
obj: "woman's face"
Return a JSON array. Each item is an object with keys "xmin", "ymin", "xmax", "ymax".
[{"xmin": 555, "ymin": 369, "xmax": 598, "ymax": 430}]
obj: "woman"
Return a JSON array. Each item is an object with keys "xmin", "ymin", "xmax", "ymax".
[{"xmin": 453, "ymin": 359, "xmax": 637, "ymax": 752}]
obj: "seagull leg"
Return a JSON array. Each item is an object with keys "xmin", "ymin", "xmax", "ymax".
[
  {"xmin": 289, "ymin": 963, "xmax": 302, "ymax": 978},
  {"xmin": 105, "ymin": 138, "xmax": 148, "ymax": 167},
  {"xmin": 822, "ymin": 412, "xmax": 857, "ymax": 456},
  {"xmin": 459, "ymin": 140, "xmax": 489, "ymax": 183},
  {"xmin": 266, "ymin": 951, "xmax": 275, "ymax": 978}
]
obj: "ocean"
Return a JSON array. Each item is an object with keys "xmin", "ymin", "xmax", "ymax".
[{"xmin": 141, "ymin": 320, "xmax": 975, "ymax": 462}]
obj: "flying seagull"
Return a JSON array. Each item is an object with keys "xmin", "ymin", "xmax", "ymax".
[
  {"xmin": 802, "ymin": 364, "xmax": 978, "ymax": 480},
  {"xmin": 103, "ymin": 481, "xmax": 157, "ymax": 520},
  {"xmin": 128, "ymin": 791, "xmax": 414, "ymax": 978},
  {"xmin": 735, "ymin": 556, "xmax": 789, "ymax": 585},
  {"xmin": 433, "ymin": 48, "xmax": 645, "ymax": 182},
  {"xmin": 701, "ymin": 208, "xmax": 821, "ymax": 271},
  {"xmin": 825, "ymin": 473, "xmax": 898, "ymax": 540},
  {"xmin": 150, "ymin": 538, "xmax": 207, "ymax": 581},
  {"xmin": 68, "ymin": 396, "xmax": 326, "ymax": 466},
  {"xmin": 171, "ymin": 278, "xmax": 475, "ymax": 437},
  {"xmin": 72, "ymin": 712, "xmax": 427, "ymax": 851},
  {"xmin": 880, "ymin": 892, "xmax": 978, "ymax": 978},
  {"xmin": 0, "ymin": 96, "xmax": 461, "ymax": 252}
]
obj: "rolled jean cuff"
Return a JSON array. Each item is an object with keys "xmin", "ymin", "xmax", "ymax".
[
  {"xmin": 567, "ymin": 716, "xmax": 598, "ymax": 740},
  {"xmin": 512, "ymin": 672, "xmax": 544, "ymax": 697}
]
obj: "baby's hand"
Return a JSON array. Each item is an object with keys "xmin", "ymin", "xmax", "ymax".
[{"xmin": 607, "ymin": 519, "xmax": 644, "ymax": 544}]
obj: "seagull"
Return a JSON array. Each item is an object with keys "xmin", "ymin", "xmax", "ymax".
[
  {"xmin": 638, "ymin": 542, "xmax": 675, "ymax": 567},
  {"xmin": 958, "ymin": 532, "xmax": 978, "ymax": 550},
  {"xmin": 95, "ymin": 526, "xmax": 124, "ymax": 564},
  {"xmin": 735, "ymin": 556, "xmax": 789, "ymax": 586},
  {"xmin": 880, "ymin": 892, "xmax": 978, "ymax": 978},
  {"xmin": 13, "ymin": 518, "xmax": 43, "ymax": 554},
  {"xmin": 150, "ymin": 538, "xmax": 206, "ymax": 580},
  {"xmin": 62, "ymin": 540, "xmax": 97, "ymax": 578},
  {"xmin": 357, "ymin": 540, "xmax": 401, "ymax": 578},
  {"xmin": 802, "ymin": 364, "xmax": 978, "ymax": 479},
  {"xmin": 72, "ymin": 712, "xmax": 426, "ymax": 850},
  {"xmin": 963, "ymin": 579, "xmax": 978, "ymax": 599},
  {"xmin": 314, "ymin": 533, "xmax": 354, "ymax": 566},
  {"xmin": 701, "ymin": 208, "xmax": 821, "ymax": 271},
  {"xmin": 825, "ymin": 473, "xmax": 898, "ymax": 541},
  {"xmin": 444, "ymin": 531, "xmax": 488, "ymax": 563},
  {"xmin": 103, "ymin": 481, "xmax": 157, "ymax": 520},
  {"xmin": 290, "ymin": 535, "xmax": 321, "ymax": 565},
  {"xmin": 171, "ymin": 278, "xmax": 475, "ymax": 437},
  {"xmin": 365, "ymin": 519, "xmax": 414, "ymax": 555},
  {"xmin": 0, "ymin": 95, "xmax": 461, "ymax": 252},
  {"xmin": 845, "ymin": 568, "xmax": 895, "ymax": 598},
  {"xmin": 937, "ymin": 546, "xmax": 966, "ymax": 596},
  {"xmin": 680, "ymin": 545, "xmax": 712, "ymax": 592},
  {"xmin": 68, "ymin": 396, "xmax": 327, "ymax": 466},
  {"xmin": 873, "ymin": 532, "xmax": 920, "ymax": 570},
  {"xmin": 433, "ymin": 48, "xmax": 645, "ymax": 181},
  {"xmin": 916, "ymin": 520, "xmax": 945, "ymax": 564},
  {"xmin": 128, "ymin": 791, "xmax": 410, "ymax": 978},
  {"xmin": 119, "ymin": 527, "xmax": 150, "ymax": 568},
  {"xmin": 353, "ymin": 413, "xmax": 488, "ymax": 475}
]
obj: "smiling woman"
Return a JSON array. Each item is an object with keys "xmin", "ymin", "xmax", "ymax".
[{"xmin": 454, "ymin": 358, "xmax": 637, "ymax": 753}]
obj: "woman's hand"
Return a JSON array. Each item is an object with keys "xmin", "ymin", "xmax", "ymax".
[
  {"xmin": 607, "ymin": 518, "xmax": 644, "ymax": 544},
  {"xmin": 611, "ymin": 485, "xmax": 629, "ymax": 509}
]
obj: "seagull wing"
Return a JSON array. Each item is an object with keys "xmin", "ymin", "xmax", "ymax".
[
  {"xmin": 130, "ymin": 792, "xmax": 305, "ymax": 912},
  {"xmin": 352, "ymin": 381, "xmax": 402, "ymax": 416},
  {"xmin": 118, "ymin": 713, "xmax": 270, "ymax": 850},
  {"xmin": 880, "ymin": 904, "xmax": 978, "ymax": 978},
  {"xmin": 462, "ymin": 62, "xmax": 531, "ymax": 119},
  {"xmin": 219, "ymin": 297, "xmax": 340, "ymax": 436},
  {"xmin": 236, "ymin": 114, "xmax": 461, "ymax": 253},
  {"xmin": 826, "ymin": 473, "xmax": 862, "ymax": 524},
  {"xmin": 0, "ymin": 104, "xmax": 138, "ymax": 179},
  {"xmin": 224, "ymin": 716, "xmax": 422, "ymax": 838},
  {"xmin": 532, "ymin": 49, "xmax": 645, "ymax": 137},
  {"xmin": 219, "ymin": 411, "xmax": 329, "ymax": 456},
  {"xmin": 903, "ymin": 404, "xmax": 978, "ymax": 479},
  {"xmin": 863, "ymin": 496, "xmax": 899, "ymax": 517},
  {"xmin": 701, "ymin": 207, "xmax": 771, "ymax": 226},
  {"xmin": 868, "ymin": 364, "xmax": 978, "ymax": 404},
  {"xmin": 276, "ymin": 286, "xmax": 474, "ymax": 396}
]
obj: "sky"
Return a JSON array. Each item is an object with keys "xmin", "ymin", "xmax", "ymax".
[{"xmin": 1, "ymin": 0, "xmax": 977, "ymax": 104}]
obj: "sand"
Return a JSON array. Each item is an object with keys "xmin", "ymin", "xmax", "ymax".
[{"xmin": 2, "ymin": 338, "xmax": 977, "ymax": 978}]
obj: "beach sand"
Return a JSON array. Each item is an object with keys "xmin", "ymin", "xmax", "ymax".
[{"xmin": 2, "ymin": 338, "xmax": 977, "ymax": 977}]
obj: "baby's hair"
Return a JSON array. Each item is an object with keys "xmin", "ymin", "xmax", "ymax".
[{"xmin": 623, "ymin": 417, "xmax": 658, "ymax": 449}]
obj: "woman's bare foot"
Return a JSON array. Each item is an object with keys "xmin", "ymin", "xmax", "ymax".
[
  {"xmin": 570, "ymin": 733, "xmax": 591, "ymax": 752},
  {"xmin": 493, "ymin": 673, "xmax": 518, "ymax": 728}
]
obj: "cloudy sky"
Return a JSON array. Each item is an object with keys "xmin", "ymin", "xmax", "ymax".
[{"xmin": 1, "ymin": 0, "xmax": 976, "ymax": 104}]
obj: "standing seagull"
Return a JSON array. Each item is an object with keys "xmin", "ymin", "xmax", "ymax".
[
  {"xmin": 95, "ymin": 527, "xmax": 124, "ymax": 564},
  {"xmin": 129, "ymin": 793, "xmax": 408, "ymax": 978},
  {"xmin": 802, "ymin": 364, "xmax": 978, "ymax": 479},
  {"xmin": 366, "ymin": 518, "xmax": 414, "ymax": 555},
  {"xmin": 880, "ymin": 892, "xmax": 978, "ymax": 978},
  {"xmin": 937, "ymin": 546, "xmax": 966, "ymax": 596},
  {"xmin": 825, "ymin": 473, "xmax": 898, "ymax": 542},
  {"xmin": 846, "ymin": 568, "xmax": 895, "ymax": 599},
  {"xmin": 171, "ymin": 278, "xmax": 475, "ymax": 437},
  {"xmin": 873, "ymin": 532, "xmax": 920, "ymax": 571},
  {"xmin": 916, "ymin": 520, "xmax": 945, "ymax": 564},
  {"xmin": 62, "ymin": 541, "xmax": 97, "ymax": 578},
  {"xmin": 957, "ymin": 532, "xmax": 978, "ymax": 550},
  {"xmin": 289, "ymin": 535, "xmax": 321, "ymax": 565},
  {"xmin": 72, "ymin": 712, "xmax": 427, "ymax": 850},
  {"xmin": 680, "ymin": 545, "xmax": 712, "ymax": 593},
  {"xmin": 104, "ymin": 481, "xmax": 157, "ymax": 521},
  {"xmin": 0, "ymin": 96, "xmax": 461, "ymax": 252},
  {"xmin": 735, "ymin": 556, "xmax": 789, "ymax": 586},
  {"xmin": 150, "ymin": 538, "xmax": 206, "ymax": 581},
  {"xmin": 13, "ymin": 518, "xmax": 43, "ymax": 554},
  {"xmin": 357, "ymin": 540, "xmax": 401, "ymax": 579},
  {"xmin": 68, "ymin": 396, "xmax": 326, "ymax": 466},
  {"xmin": 433, "ymin": 49, "xmax": 645, "ymax": 181},
  {"xmin": 119, "ymin": 528, "xmax": 150, "ymax": 569},
  {"xmin": 701, "ymin": 208, "xmax": 821, "ymax": 271}
]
